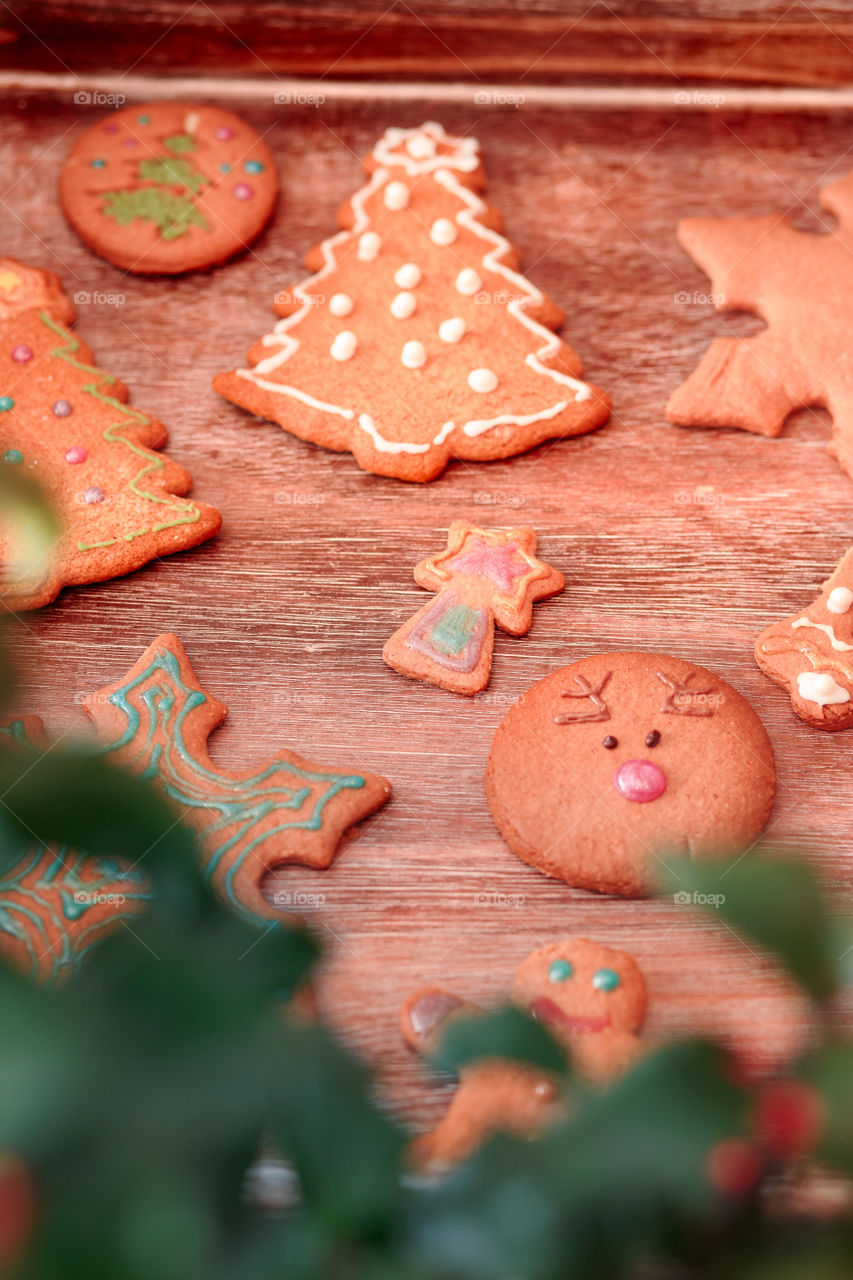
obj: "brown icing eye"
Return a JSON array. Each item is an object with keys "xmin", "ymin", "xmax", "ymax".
[
  {"xmin": 603, "ymin": 735, "xmax": 618, "ymax": 749},
  {"xmin": 645, "ymin": 730, "xmax": 661, "ymax": 748}
]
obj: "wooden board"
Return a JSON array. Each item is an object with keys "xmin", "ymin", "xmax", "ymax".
[
  {"xmin": 5, "ymin": 2, "xmax": 853, "ymax": 87},
  {"xmin": 3, "ymin": 87, "xmax": 851, "ymax": 1136}
]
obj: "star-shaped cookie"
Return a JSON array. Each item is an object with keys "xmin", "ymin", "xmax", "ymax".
[{"xmin": 667, "ymin": 169, "xmax": 853, "ymax": 479}]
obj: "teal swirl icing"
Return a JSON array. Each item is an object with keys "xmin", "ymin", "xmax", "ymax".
[
  {"xmin": 0, "ymin": 716, "xmax": 152, "ymax": 985},
  {"xmin": 102, "ymin": 647, "xmax": 367, "ymax": 914}
]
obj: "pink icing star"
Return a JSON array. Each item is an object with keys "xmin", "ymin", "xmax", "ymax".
[{"xmin": 446, "ymin": 538, "xmax": 528, "ymax": 592}]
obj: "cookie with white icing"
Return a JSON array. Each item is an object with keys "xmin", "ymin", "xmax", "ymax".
[
  {"xmin": 60, "ymin": 103, "xmax": 277, "ymax": 274},
  {"xmin": 214, "ymin": 121, "xmax": 610, "ymax": 482},
  {"xmin": 756, "ymin": 548, "xmax": 853, "ymax": 729},
  {"xmin": 401, "ymin": 937, "xmax": 647, "ymax": 1168},
  {"xmin": 485, "ymin": 652, "xmax": 776, "ymax": 897}
]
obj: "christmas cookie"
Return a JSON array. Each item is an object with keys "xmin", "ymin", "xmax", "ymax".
[
  {"xmin": 401, "ymin": 937, "xmax": 646, "ymax": 1167},
  {"xmin": 667, "ymin": 168, "xmax": 853, "ymax": 480},
  {"xmin": 756, "ymin": 546, "xmax": 853, "ymax": 729},
  {"xmin": 0, "ymin": 718, "xmax": 151, "ymax": 985},
  {"xmin": 50, "ymin": 634, "xmax": 390, "ymax": 920},
  {"xmin": 485, "ymin": 652, "xmax": 776, "ymax": 897},
  {"xmin": 383, "ymin": 522, "xmax": 564, "ymax": 696},
  {"xmin": 214, "ymin": 120, "xmax": 610, "ymax": 482},
  {"xmin": 0, "ymin": 258, "xmax": 221, "ymax": 610},
  {"xmin": 60, "ymin": 103, "xmax": 277, "ymax": 274}
]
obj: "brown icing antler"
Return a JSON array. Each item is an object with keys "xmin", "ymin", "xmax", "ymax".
[
  {"xmin": 656, "ymin": 670, "xmax": 716, "ymax": 717},
  {"xmin": 554, "ymin": 672, "xmax": 611, "ymax": 724}
]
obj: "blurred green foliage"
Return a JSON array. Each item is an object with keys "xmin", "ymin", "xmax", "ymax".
[{"xmin": 2, "ymin": 477, "xmax": 853, "ymax": 1277}]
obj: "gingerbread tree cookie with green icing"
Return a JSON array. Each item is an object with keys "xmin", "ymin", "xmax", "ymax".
[
  {"xmin": 667, "ymin": 167, "xmax": 853, "ymax": 481},
  {"xmin": 0, "ymin": 718, "xmax": 151, "ymax": 986},
  {"xmin": 60, "ymin": 103, "xmax": 277, "ymax": 273},
  {"xmin": 401, "ymin": 937, "xmax": 647, "ymax": 1168},
  {"xmin": 383, "ymin": 522, "xmax": 565, "ymax": 695},
  {"xmin": 214, "ymin": 121, "xmax": 609, "ymax": 481},
  {"xmin": 0, "ymin": 258, "xmax": 221, "ymax": 610},
  {"xmin": 15, "ymin": 635, "xmax": 391, "ymax": 922}
]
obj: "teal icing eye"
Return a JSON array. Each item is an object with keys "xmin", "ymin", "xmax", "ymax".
[
  {"xmin": 592, "ymin": 967, "xmax": 620, "ymax": 992},
  {"xmin": 548, "ymin": 959, "xmax": 573, "ymax": 983}
]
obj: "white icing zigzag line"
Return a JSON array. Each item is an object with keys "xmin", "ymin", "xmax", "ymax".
[
  {"xmin": 372, "ymin": 121, "xmax": 480, "ymax": 176},
  {"xmin": 792, "ymin": 616, "xmax": 853, "ymax": 651},
  {"xmin": 235, "ymin": 135, "xmax": 595, "ymax": 456},
  {"xmin": 359, "ymin": 414, "xmax": 429, "ymax": 455},
  {"xmin": 432, "ymin": 166, "xmax": 593, "ymax": 439}
]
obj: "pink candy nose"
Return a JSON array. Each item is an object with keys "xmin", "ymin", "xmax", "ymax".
[{"xmin": 614, "ymin": 758, "xmax": 667, "ymax": 803}]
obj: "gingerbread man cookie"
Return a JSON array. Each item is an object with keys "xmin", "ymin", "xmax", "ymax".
[
  {"xmin": 0, "ymin": 258, "xmax": 221, "ymax": 610},
  {"xmin": 486, "ymin": 652, "xmax": 776, "ymax": 896},
  {"xmin": 667, "ymin": 168, "xmax": 853, "ymax": 481},
  {"xmin": 401, "ymin": 938, "xmax": 647, "ymax": 1167},
  {"xmin": 215, "ymin": 121, "xmax": 610, "ymax": 481},
  {"xmin": 756, "ymin": 546, "xmax": 853, "ymax": 729},
  {"xmin": 60, "ymin": 103, "xmax": 277, "ymax": 274},
  {"xmin": 383, "ymin": 522, "xmax": 564, "ymax": 695},
  {"xmin": 0, "ymin": 718, "xmax": 151, "ymax": 985}
]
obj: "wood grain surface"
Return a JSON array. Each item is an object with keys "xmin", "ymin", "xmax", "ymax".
[
  {"xmin": 3, "ymin": 89, "xmax": 851, "ymax": 1137},
  {"xmin": 5, "ymin": 1, "xmax": 853, "ymax": 88}
]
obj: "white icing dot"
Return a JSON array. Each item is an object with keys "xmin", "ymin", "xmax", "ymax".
[
  {"xmin": 827, "ymin": 586, "xmax": 853, "ymax": 614},
  {"xmin": 456, "ymin": 268, "xmax": 481, "ymax": 296},
  {"xmin": 468, "ymin": 368, "xmax": 498, "ymax": 393},
  {"xmin": 384, "ymin": 180, "xmax": 409, "ymax": 210},
  {"xmin": 329, "ymin": 293, "xmax": 354, "ymax": 317},
  {"xmin": 394, "ymin": 263, "xmax": 422, "ymax": 289},
  {"xmin": 401, "ymin": 340, "xmax": 427, "ymax": 369},
  {"xmin": 407, "ymin": 134, "xmax": 436, "ymax": 159},
  {"xmin": 330, "ymin": 331, "xmax": 357, "ymax": 361},
  {"xmin": 439, "ymin": 317, "xmax": 466, "ymax": 344},
  {"xmin": 797, "ymin": 670, "xmax": 850, "ymax": 707},
  {"xmin": 390, "ymin": 291, "xmax": 417, "ymax": 319},
  {"xmin": 430, "ymin": 218, "xmax": 457, "ymax": 246},
  {"xmin": 357, "ymin": 232, "xmax": 381, "ymax": 261}
]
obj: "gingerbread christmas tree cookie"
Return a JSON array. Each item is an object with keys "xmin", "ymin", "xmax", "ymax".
[
  {"xmin": 0, "ymin": 258, "xmax": 221, "ymax": 610},
  {"xmin": 214, "ymin": 121, "xmax": 610, "ymax": 482},
  {"xmin": 16, "ymin": 635, "xmax": 390, "ymax": 921},
  {"xmin": 667, "ymin": 169, "xmax": 853, "ymax": 480},
  {"xmin": 401, "ymin": 937, "xmax": 647, "ymax": 1168},
  {"xmin": 756, "ymin": 546, "xmax": 853, "ymax": 729},
  {"xmin": 0, "ymin": 719, "xmax": 151, "ymax": 986},
  {"xmin": 60, "ymin": 103, "xmax": 277, "ymax": 274},
  {"xmin": 383, "ymin": 522, "xmax": 564, "ymax": 695}
]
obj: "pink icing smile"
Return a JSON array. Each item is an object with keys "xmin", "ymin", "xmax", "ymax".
[{"xmin": 613, "ymin": 758, "xmax": 667, "ymax": 803}]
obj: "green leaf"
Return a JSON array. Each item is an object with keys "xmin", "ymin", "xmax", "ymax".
[
  {"xmin": 433, "ymin": 1004, "xmax": 566, "ymax": 1076},
  {"xmin": 659, "ymin": 853, "xmax": 838, "ymax": 1000},
  {"xmin": 269, "ymin": 1023, "xmax": 405, "ymax": 1233}
]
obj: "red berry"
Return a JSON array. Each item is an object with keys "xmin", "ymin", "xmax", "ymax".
[
  {"xmin": 707, "ymin": 1138, "xmax": 763, "ymax": 1196},
  {"xmin": 0, "ymin": 1153, "xmax": 36, "ymax": 1265},
  {"xmin": 754, "ymin": 1080, "xmax": 822, "ymax": 1160}
]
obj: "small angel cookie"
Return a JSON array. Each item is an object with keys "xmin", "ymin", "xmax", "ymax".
[{"xmin": 383, "ymin": 522, "xmax": 564, "ymax": 695}]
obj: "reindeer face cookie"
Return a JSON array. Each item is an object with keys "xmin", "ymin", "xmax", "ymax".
[{"xmin": 485, "ymin": 652, "xmax": 776, "ymax": 896}]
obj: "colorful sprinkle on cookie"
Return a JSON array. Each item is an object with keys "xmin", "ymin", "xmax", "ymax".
[
  {"xmin": 60, "ymin": 103, "xmax": 277, "ymax": 274},
  {"xmin": 0, "ymin": 257, "xmax": 221, "ymax": 611}
]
